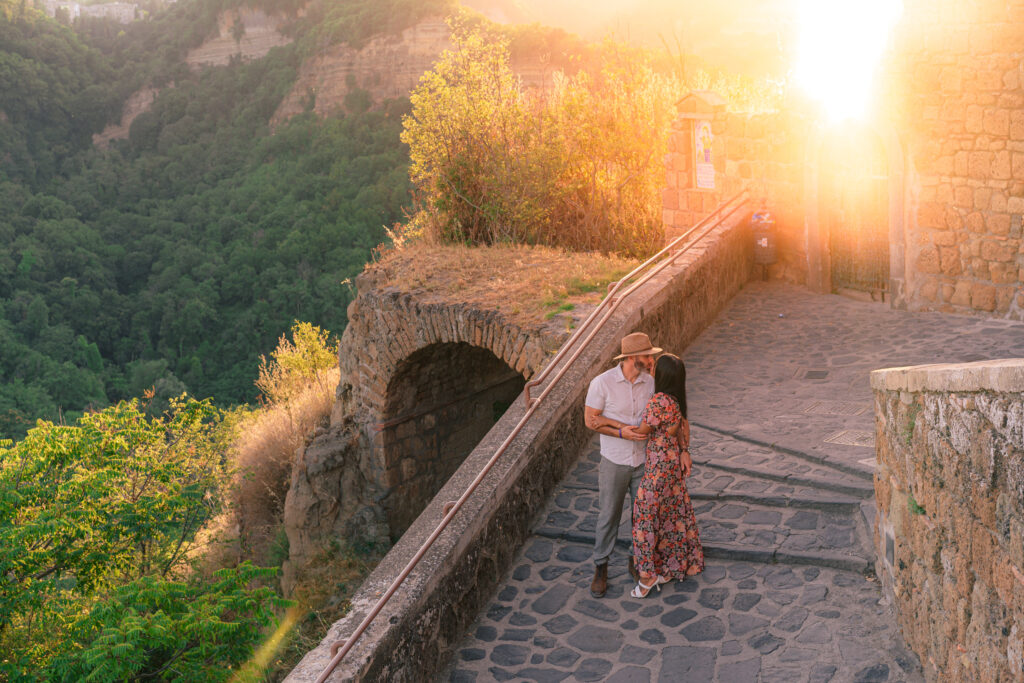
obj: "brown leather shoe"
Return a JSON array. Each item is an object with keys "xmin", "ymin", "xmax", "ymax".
[
  {"xmin": 628, "ymin": 556, "xmax": 639, "ymax": 583},
  {"xmin": 590, "ymin": 563, "xmax": 608, "ymax": 598}
]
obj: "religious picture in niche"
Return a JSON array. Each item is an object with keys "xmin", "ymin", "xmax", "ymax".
[{"xmin": 694, "ymin": 119, "xmax": 715, "ymax": 190}]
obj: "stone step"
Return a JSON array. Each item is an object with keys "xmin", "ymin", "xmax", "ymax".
[
  {"xmin": 534, "ymin": 484, "xmax": 874, "ymax": 574},
  {"xmin": 531, "ymin": 527, "xmax": 872, "ymax": 575},
  {"xmin": 690, "ymin": 426, "xmax": 876, "ymax": 497},
  {"xmin": 692, "ymin": 422, "xmax": 877, "ymax": 483},
  {"xmin": 567, "ymin": 436, "xmax": 874, "ymax": 501},
  {"xmin": 686, "ymin": 463, "xmax": 865, "ymax": 509},
  {"xmin": 693, "ymin": 459, "xmax": 874, "ymax": 499},
  {"xmin": 562, "ymin": 462, "xmax": 865, "ymax": 512}
]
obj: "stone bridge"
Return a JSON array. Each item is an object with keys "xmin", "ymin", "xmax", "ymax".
[
  {"xmin": 285, "ymin": 214, "xmax": 753, "ymax": 681},
  {"xmin": 283, "ymin": 268, "xmax": 566, "ymax": 578}
]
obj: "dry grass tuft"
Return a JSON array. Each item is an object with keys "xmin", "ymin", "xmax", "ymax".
[
  {"xmin": 230, "ymin": 367, "xmax": 339, "ymax": 566},
  {"xmin": 369, "ymin": 243, "xmax": 640, "ymax": 327}
]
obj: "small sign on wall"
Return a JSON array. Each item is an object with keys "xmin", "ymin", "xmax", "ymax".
[{"xmin": 694, "ymin": 119, "xmax": 715, "ymax": 190}]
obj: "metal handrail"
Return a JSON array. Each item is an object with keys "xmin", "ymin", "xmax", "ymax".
[
  {"xmin": 523, "ymin": 188, "xmax": 749, "ymax": 405},
  {"xmin": 314, "ymin": 189, "xmax": 749, "ymax": 682}
]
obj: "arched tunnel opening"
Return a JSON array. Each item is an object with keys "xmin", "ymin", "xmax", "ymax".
[{"xmin": 380, "ymin": 342, "xmax": 525, "ymax": 541}]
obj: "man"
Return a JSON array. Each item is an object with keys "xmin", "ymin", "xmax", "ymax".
[{"xmin": 583, "ymin": 331, "xmax": 661, "ymax": 598}]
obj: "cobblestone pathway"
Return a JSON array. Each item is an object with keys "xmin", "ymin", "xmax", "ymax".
[{"xmin": 442, "ymin": 282, "xmax": 1024, "ymax": 683}]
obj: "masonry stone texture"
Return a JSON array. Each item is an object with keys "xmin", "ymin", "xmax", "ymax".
[
  {"xmin": 282, "ymin": 283, "xmax": 557, "ymax": 584},
  {"xmin": 382, "ymin": 342, "xmax": 524, "ymax": 539},
  {"xmin": 663, "ymin": 0, "xmax": 1024, "ymax": 319},
  {"xmin": 872, "ymin": 360, "xmax": 1024, "ymax": 681}
]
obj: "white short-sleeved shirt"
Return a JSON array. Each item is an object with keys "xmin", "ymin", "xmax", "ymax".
[{"xmin": 585, "ymin": 364, "xmax": 654, "ymax": 467}]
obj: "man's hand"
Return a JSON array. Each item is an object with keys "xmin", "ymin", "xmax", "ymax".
[{"xmin": 620, "ymin": 425, "xmax": 647, "ymax": 441}]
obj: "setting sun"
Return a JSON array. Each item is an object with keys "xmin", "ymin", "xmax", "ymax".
[{"xmin": 794, "ymin": 0, "xmax": 904, "ymax": 121}]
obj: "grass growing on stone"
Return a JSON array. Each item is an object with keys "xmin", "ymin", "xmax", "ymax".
[
  {"xmin": 368, "ymin": 243, "xmax": 640, "ymax": 327},
  {"xmin": 907, "ymin": 493, "xmax": 926, "ymax": 516}
]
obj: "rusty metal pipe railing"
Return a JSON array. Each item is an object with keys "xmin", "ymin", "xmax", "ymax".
[
  {"xmin": 314, "ymin": 189, "xmax": 749, "ymax": 682},
  {"xmin": 523, "ymin": 187, "xmax": 749, "ymax": 404}
]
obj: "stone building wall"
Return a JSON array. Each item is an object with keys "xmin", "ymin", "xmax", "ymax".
[
  {"xmin": 878, "ymin": 0, "xmax": 1024, "ymax": 319},
  {"xmin": 663, "ymin": 0, "xmax": 1023, "ymax": 318},
  {"xmin": 871, "ymin": 360, "xmax": 1024, "ymax": 681},
  {"xmin": 664, "ymin": 109, "xmax": 811, "ymax": 285}
]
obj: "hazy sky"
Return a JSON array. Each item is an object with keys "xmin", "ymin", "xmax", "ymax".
[{"xmin": 465, "ymin": 0, "xmax": 801, "ymax": 75}]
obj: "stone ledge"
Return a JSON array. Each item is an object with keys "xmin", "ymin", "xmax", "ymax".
[{"xmin": 870, "ymin": 357, "xmax": 1024, "ymax": 393}]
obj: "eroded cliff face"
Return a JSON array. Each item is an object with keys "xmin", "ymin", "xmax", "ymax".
[
  {"xmin": 93, "ymin": 7, "xmax": 295, "ymax": 148},
  {"xmin": 271, "ymin": 17, "xmax": 558, "ymax": 125},
  {"xmin": 93, "ymin": 86, "xmax": 160, "ymax": 148},
  {"xmin": 185, "ymin": 7, "xmax": 294, "ymax": 68},
  {"xmin": 271, "ymin": 18, "xmax": 451, "ymax": 125}
]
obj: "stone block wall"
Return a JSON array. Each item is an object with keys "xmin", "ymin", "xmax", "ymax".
[
  {"xmin": 871, "ymin": 359, "xmax": 1024, "ymax": 681},
  {"xmin": 664, "ymin": 109, "xmax": 812, "ymax": 285},
  {"xmin": 880, "ymin": 0, "xmax": 1024, "ymax": 318},
  {"xmin": 285, "ymin": 212, "xmax": 753, "ymax": 682}
]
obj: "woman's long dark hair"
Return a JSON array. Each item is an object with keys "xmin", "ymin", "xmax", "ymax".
[{"xmin": 654, "ymin": 353, "xmax": 687, "ymax": 419}]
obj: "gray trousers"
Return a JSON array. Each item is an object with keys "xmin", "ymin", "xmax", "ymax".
[{"xmin": 593, "ymin": 457, "xmax": 644, "ymax": 566}]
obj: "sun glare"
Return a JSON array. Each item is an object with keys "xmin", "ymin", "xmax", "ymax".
[{"xmin": 794, "ymin": 0, "xmax": 904, "ymax": 122}]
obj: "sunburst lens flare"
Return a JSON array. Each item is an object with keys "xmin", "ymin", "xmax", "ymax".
[{"xmin": 794, "ymin": 0, "xmax": 904, "ymax": 122}]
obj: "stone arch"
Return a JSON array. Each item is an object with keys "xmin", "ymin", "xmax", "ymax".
[
  {"xmin": 805, "ymin": 120, "xmax": 907, "ymax": 306},
  {"xmin": 282, "ymin": 287, "xmax": 559, "ymax": 581},
  {"xmin": 378, "ymin": 342, "xmax": 525, "ymax": 539},
  {"xmin": 334, "ymin": 289, "xmax": 555, "ymax": 541}
]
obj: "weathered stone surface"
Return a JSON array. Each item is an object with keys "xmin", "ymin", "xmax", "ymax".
[
  {"xmin": 567, "ymin": 625, "xmax": 624, "ymax": 653},
  {"xmin": 873, "ymin": 360, "xmax": 1024, "ymax": 682},
  {"xmin": 658, "ymin": 647, "xmax": 715, "ymax": 682},
  {"xmin": 533, "ymin": 585, "xmax": 575, "ymax": 616},
  {"xmin": 681, "ymin": 616, "xmax": 726, "ymax": 642}
]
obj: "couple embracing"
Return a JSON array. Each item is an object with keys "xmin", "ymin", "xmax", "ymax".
[{"xmin": 583, "ymin": 332, "xmax": 704, "ymax": 599}]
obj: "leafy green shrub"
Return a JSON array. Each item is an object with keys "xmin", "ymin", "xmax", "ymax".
[
  {"xmin": 0, "ymin": 398, "xmax": 283, "ymax": 679},
  {"xmin": 256, "ymin": 321, "xmax": 338, "ymax": 404},
  {"xmin": 401, "ymin": 18, "xmax": 674, "ymax": 257}
]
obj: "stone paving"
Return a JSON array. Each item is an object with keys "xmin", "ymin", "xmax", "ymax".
[{"xmin": 441, "ymin": 282, "xmax": 1024, "ymax": 682}]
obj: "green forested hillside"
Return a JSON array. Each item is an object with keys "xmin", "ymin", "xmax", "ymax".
[{"xmin": 0, "ymin": 0, "xmax": 427, "ymax": 438}]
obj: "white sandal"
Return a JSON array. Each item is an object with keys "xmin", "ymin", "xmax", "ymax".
[{"xmin": 630, "ymin": 577, "xmax": 661, "ymax": 598}]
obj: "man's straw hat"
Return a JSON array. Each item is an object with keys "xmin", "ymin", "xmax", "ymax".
[{"xmin": 614, "ymin": 332, "xmax": 662, "ymax": 360}]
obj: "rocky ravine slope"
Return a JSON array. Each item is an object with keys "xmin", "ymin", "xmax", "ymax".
[
  {"xmin": 185, "ymin": 7, "xmax": 294, "ymax": 68},
  {"xmin": 271, "ymin": 16, "xmax": 558, "ymax": 125},
  {"xmin": 93, "ymin": 7, "xmax": 294, "ymax": 147},
  {"xmin": 271, "ymin": 17, "xmax": 451, "ymax": 125}
]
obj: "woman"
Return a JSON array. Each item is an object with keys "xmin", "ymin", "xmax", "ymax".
[{"xmin": 623, "ymin": 353, "xmax": 704, "ymax": 597}]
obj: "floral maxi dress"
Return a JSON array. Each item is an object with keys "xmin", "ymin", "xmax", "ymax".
[{"xmin": 632, "ymin": 392, "xmax": 704, "ymax": 579}]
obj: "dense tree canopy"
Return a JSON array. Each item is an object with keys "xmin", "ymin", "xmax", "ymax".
[
  {"xmin": 0, "ymin": 398, "xmax": 284, "ymax": 680},
  {"xmin": 0, "ymin": 1, "xmax": 414, "ymax": 439}
]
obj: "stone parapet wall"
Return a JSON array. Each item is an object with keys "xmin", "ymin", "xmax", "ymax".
[
  {"xmin": 871, "ymin": 359, "xmax": 1024, "ymax": 681},
  {"xmin": 881, "ymin": 0, "xmax": 1024, "ymax": 318},
  {"xmin": 285, "ymin": 212, "xmax": 753, "ymax": 682}
]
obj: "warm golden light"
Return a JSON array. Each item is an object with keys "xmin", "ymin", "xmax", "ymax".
[
  {"xmin": 794, "ymin": 0, "xmax": 903, "ymax": 122},
  {"xmin": 230, "ymin": 605, "xmax": 303, "ymax": 681}
]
